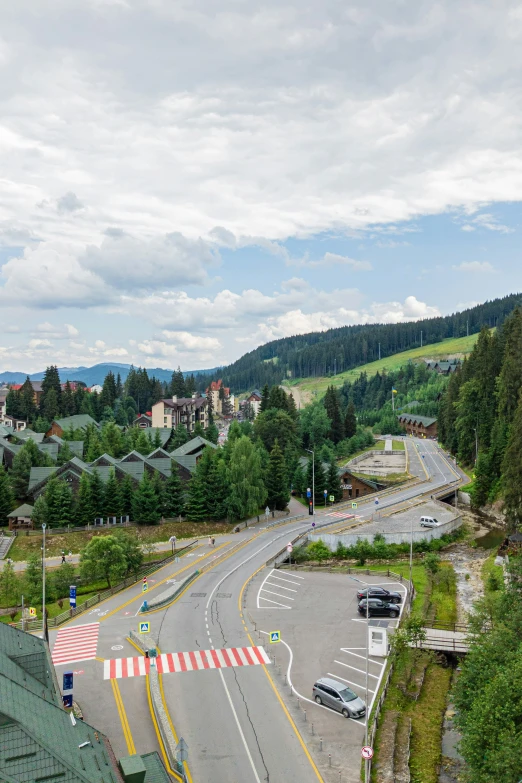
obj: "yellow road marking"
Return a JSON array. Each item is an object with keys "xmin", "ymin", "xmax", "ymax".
[
  {"xmin": 146, "ymin": 673, "xmax": 184, "ymax": 782},
  {"xmin": 237, "ymin": 566, "xmax": 325, "ymax": 783},
  {"xmin": 413, "ymin": 441, "xmax": 430, "ymax": 480},
  {"xmin": 111, "ymin": 678, "xmax": 136, "ymax": 755}
]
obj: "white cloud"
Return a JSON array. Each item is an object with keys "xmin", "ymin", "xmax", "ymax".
[
  {"xmin": 33, "ymin": 322, "xmax": 80, "ymax": 339},
  {"xmin": 460, "ymin": 224, "xmax": 475, "ymax": 232},
  {"xmin": 288, "ymin": 252, "xmax": 372, "ymax": 270},
  {"xmin": 470, "ymin": 213, "xmax": 514, "ymax": 233},
  {"xmin": 452, "ymin": 261, "xmax": 495, "ymax": 273},
  {"xmin": 161, "ymin": 331, "xmax": 221, "ymax": 352},
  {"xmin": 28, "ymin": 338, "xmax": 53, "ymax": 349}
]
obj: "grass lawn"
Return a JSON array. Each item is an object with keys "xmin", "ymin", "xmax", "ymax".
[
  {"xmin": 7, "ymin": 520, "xmax": 237, "ymax": 561},
  {"xmin": 286, "ymin": 333, "xmax": 480, "ymax": 399}
]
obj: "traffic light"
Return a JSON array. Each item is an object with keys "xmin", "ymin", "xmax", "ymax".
[{"xmin": 308, "ymin": 500, "xmax": 314, "ymax": 516}]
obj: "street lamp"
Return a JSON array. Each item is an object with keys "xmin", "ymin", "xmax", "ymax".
[
  {"xmin": 42, "ymin": 523, "xmax": 47, "ymax": 642},
  {"xmin": 347, "ymin": 573, "xmax": 370, "ymax": 783},
  {"xmin": 473, "ymin": 426, "xmax": 479, "ymax": 465},
  {"xmin": 305, "ymin": 448, "xmax": 315, "ymax": 515}
]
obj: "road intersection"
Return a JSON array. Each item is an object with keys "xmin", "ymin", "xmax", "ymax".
[{"xmin": 48, "ymin": 438, "xmax": 463, "ymax": 783}]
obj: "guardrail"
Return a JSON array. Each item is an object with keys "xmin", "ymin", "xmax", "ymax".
[
  {"xmin": 9, "ymin": 540, "xmax": 198, "ymax": 632},
  {"xmin": 139, "ymin": 570, "xmax": 199, "ymax": 613}
]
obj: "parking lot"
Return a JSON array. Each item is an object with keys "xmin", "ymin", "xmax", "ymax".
[{"xmin": 248, "ymin": 567, "xmax": 409, "ymax": 781}]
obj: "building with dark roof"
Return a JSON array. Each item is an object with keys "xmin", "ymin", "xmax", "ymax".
[
  {"xmin": 151, "ymin": 395, "xmax": 208, "ymax": 433},
  {"xmin": 46, "ymin": 414, "xmax": 100, "ymax": 438},
  {"xmin": 0, "ymin": 622, "xmax": 170, "ymax": 783},
  {"xmin": 397, "ymin": 413, "xmax": 438, "ymax": 438}
]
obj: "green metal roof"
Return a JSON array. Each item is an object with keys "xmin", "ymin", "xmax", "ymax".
[
  {"xmin": 171, "ymin": 454, "xmax": 197, "ymax": 473},
  {"xmin": 28, "ymin": 467, "xmax": 58, "ymax": 491},
  {"xmin": 0, "ymin": 438, "xmax": 22, "ymax": 455},
  {"xmin": 8, "ymin": 504, "xmax": 34, "ymax": 518},
  {"xmin": 397, "ymin": 414, "xmax": 437, "ymax": 426},
  {"xmin": 147, "ymin": 448, "xmax": 170, "ymax": 459},
  {"xmin": 68, "ymin": 441, "xmax": 84, "ymax": 458},
  {"xmin": 140, "ymin": 753, "xmax": 172, "ymax": 783},
  {"xmin": 53, "ymin": 414, "xmax": 99, "ymax": 432},
  {"xmin": 15, "ymin": 430, "xmax": 45, "ymax": 444},
  {"xmin": 39, "ymin": 443, "xmax": 59, "ymax": 461},
  {"xmin": 171, "ymin": 436, "xmax": 216, "ymax": 456}
]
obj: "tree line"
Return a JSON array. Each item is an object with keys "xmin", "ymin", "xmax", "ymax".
[{"xmin": 212, "ymin": 293, "xmax": 521, "ymax": 392}]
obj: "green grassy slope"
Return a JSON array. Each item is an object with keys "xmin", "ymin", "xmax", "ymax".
[{"xmin": 286, "ymin": 333, "xmax": 479, "ymax": 400}]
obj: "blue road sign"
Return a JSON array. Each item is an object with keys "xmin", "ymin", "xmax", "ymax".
[
  {"xmin": 312, "ymin": 522, "xmax": 316, "ymax": 527},
  {"xmin": 69, "ymin": 585, "xmax": 76, "ymax": 609},
  {"xmin": 323, "ymin": 489, "xmax": 327, "ymax": 496},
  {"xmin": 270, "ymin": 631, "xmax": 281, "ymax": 644},
  {"xmin": 62, "ymin": 694, "xmax": 73, "ymax": 709},
  {"xmin": 139, "ymin": 621, "xmax": 151, "ymax": 634},
  {"xmin": 375, "ymin": 499, "xmax": 379, "ymax": 505},
  {"xmin": 63, "ymin": 671, "xmax": 73, "ymax": 691},
  {"xmin": 306, "ymin": 487, "xmax": 311, "ymax": 498}
]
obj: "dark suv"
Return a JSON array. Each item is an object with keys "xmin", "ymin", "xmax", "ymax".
[
  {"xmin": 358, "ymin": 598, "xmax": 400, "ymax": 618},
  {"xmin": 356, "ymin": 586, "xmax": 402, "ymax": 604}
]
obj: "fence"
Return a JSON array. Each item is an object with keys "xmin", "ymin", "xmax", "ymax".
[
  {"xmin": 9, "ymin": 540, "xmax": 198, "ymax": 632},
  {"xmin": 309, "ymin": 516, "xmax": 462, "ymax": 550}
]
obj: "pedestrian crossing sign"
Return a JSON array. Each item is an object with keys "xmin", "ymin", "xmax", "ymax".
[
  {"xmin": 139, "ymin": 622, "xmax": 150, "ymax": 634},
  {"xmin": 270, "ymin": 631, "xmax": 281, "ymax": 644},
  {"xmin": 29, "ymin": 607, "xmax": 36, "ymax": 617},
  {"xmin": 352, "ymin": 502, "xmax": 358, "ymax": 509}
]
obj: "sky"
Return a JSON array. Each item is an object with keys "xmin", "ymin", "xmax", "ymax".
[{"xmin": 1, "ymin": 0, "xmax": 522, "ymax": 374}]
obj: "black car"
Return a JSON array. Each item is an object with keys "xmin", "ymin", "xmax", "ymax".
[
  {"xmin": 356, "ymin": 586, "xmax": 402, "ymax": 604},
  {"xmin": 358, "ymin": 599, "xmax": 400, "ymax": 618}
]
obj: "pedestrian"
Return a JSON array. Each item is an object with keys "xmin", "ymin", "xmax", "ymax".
[
  {"xmin": 208, "ymin": 536, "xmax": 212, "ymax": 547},
  {"xmin": 211, "ymin": 536, "xmax": 215, "ymax": 547},
  {"xmin": 68, "ymin": 551, "xmax": 72, "ymax": 562},
  {"xmin": 61, "ymin": 551, "xmax": 66, "ymax": 564}
]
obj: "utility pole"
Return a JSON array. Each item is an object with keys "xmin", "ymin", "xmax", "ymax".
[
  {"xmin": 420, "ymin": 331, "xmax": 423, "ymax": 348},
  {"xmin": 42, "ymin": 523, "xmax": 47, "ymax": 642},
  {"xmin": 378, "ymin": 342, "xmax": 381, "ymax": 361},
  {"xmin": 466, "ymin": 319, "xmax": 469, "ymax": 337}
]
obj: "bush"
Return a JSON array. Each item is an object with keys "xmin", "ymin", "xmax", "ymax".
[
  {"xmin": 424, "ymin": 552, "xmax": 441, "ymax": 575},
  {"xmin": 305, "ymin": 541, "xmax": 331, "ymax": 561},
  {"xmin": 486, "ymin": 570, "xmax": 503, "ymax": 592}
]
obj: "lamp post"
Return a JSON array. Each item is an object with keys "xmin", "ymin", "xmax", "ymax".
[
  {"xmin": 42, "ymin": 523, "xmax": 47, "ymax": 641},
  {"xmin": 347, "ymin": 574, "xmax": 371, "ymax": 783},
  {"xmin": 305, "ymin": 448, "xmax": 315, "ymax": 514},
  {"xmin": 473, "ymin": 426, "xmax": 479, "ymax": 465}
]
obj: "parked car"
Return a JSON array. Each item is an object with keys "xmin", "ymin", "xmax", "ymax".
[
  {"xmin": 356, "ymin": 586, "xmax": 402, "ymax": 603},
  {"xmin": 358, "ymin": 599, "xmax": 400, "ymax": 618},
  {"xmin": 312, "ymin": 677, "xmax": 366, "ymax": 719},
  {"xmin": 420, "ymin": 516, "xmax": 442, "ymax": 528}
]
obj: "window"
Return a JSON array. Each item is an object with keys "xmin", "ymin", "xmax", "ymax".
[
  {"xmin": 164, "ymin": 417, "xmax": 167, "ymax": 423},
  {"xmin": 356, "ymin": 488, "xmax": 360, "ymax": 497}
]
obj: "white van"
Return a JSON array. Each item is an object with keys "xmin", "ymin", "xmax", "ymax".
[{"xmin": 420, "ymin": 516, "xmax": 441, "ymax": 528}]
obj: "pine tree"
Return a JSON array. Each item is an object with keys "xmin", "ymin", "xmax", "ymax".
[
  {"xmin": 103, "ymin": 469, "xmax": 122, "ymax": 516},
  {"xmin": 43, "ymin": 388, "xmax": 59, "ymax": 421},
  {"xmin": 150, "ymin": 471, "xmax": 166, "ymax": 517},
  {"xmin": 89, "ymin": 470, "xmax": 105, "ymax": 517},
  {"xmin": 164, "ymin": 465, "xmax": 185, "ymax": 518},
  {"xmin": 101, "ymin": 421, "xmax": 124, "ymax": 458},
  {"xmin": 193, "ymin": 421, "xmax": 205, "ymax": 438},
  {"xmin": 292, "ymin": 463, "xmax": 306, "ymax": 497},
  {"xmin": 40, "ymin": 365, "xmax": 62, "ymax": 415},
  {"xmin": 24, "ymin": 553, "xmax": 43, "ymax": 605},
  {"xmin": 205, "ymin": 422, "xmax": 219, "ymax": 444},
  {"xmin": 170, "ymin": 366, "xmax": 186, "ymax": 398},
  {"xmin": 260, "ymin": 384, "xmax": 270, "ymax": 413},
  {"xmin": 56, "ymin": 481, "xmax": 74, "ymax": 525},
  {"xmin": 19, "ymin": 377, "xmax": 37, "ymax": 422},
  {"xmin": 0, "ymin": 466, "xmax": 14, "ymax": 526},
  {"xmin": 170, "ymin": 423, "xmax": 189, "ymax": 450},
  {"xmin": 135, "ymin": 430, "xmax": 152, "ymax": 456},
  {"xmin": 85, "ymin": 426, "xmax": 103, "ymax": 461},
  {"xmin": 327, "ymin": 457, "xmax": 343, "ymax": 502},
  {"xmin": 185, "ymin": 374, "xmax": 196, "ymax": 395},
  {"xmin": 56, "ymin": 441, "xmax": 73, "ymax": 466},
  {"xmin": 132, "ymin": 471, "xmax": 161, "ymax": 525},
  {"xmin": 115, "ymin": 373, "xmax": 123, "ymax": 399},
  {"xmin": 43, "ymin": 476, "xmax": 62, "ymax": 526},
  {"xmin": 185, "ymin": 472, "xmax": 208, "ymax": 522},
  {"xmin": 324, "ymin": 386, "xmax": 344, "ymax": 444},
  {"xmin": 6, "ymin": 388, "xmax": 22, "ymax": 419},
  {"xmin": 120, "ymin": 475, "xmax": 135, "ymax": 518},
  {"xmin": 470, "ymin": 451, "xmax": 492, "ymax": 509},
  {"xmin": 100, "ymin": 371, "xmax": 117, "ymax": 409},
  {"xmin": 306, "ymin": 457, "xmax": 326, "ymax": 504},
  {"xmin": 76, "ymin": 472, "xmax": 95, "ymax": 525},
  {"xmin": 344, "ymin": 401, "xmax": 357, "ymax": 439},
  {"xmin": 62, "ymin": 381, "xmax": 75, "ymax": 417},
  {"xmin": 10, "ymin": 448, "xmax": 34, "ymax": 501},
  {"xmin": 32, "ymin": 494, "xmax": 49, "ymax": 527},
  {"xmin": 265, "ymin": 440, "xmax": 289, "ymax": 510},
  {"xmin": 501, "ymin": 389, "xmax": 522, "ymax": 531},
  {"xmin": 153, "ymin": 429, "xmax": 162, "ymax": 449},
  {"xmin": 0, "ymin": 559, "xmax": 19, "ymax": 606},
  {"xmin": 497, "ymin": 308, "xmax": 522, "ymax": 425}
]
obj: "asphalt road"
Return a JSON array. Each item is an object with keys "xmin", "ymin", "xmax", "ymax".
[{"xmin": 49, "ymin": 438, "xmax": 461, "ymax": 783}]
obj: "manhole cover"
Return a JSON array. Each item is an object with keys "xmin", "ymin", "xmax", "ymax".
[
  {"xmin": 216, "ymin": 593, "xmax": 232, "ymax": 599},
  {"xmin": 191, "ymin": 592, "xmax": 207, "ymax": 598}
]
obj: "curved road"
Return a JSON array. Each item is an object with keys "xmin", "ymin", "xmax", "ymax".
[{"xmin": 49, "ymin": 438, "xmax": 462, "ymax": 783}]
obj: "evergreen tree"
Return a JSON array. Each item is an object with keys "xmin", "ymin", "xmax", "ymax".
[
  {"xmin": 170, "ymin": 366, "xmax": 186, "ymax": 398},
  {"xmin": 56, "ymin": 481, "xmax": 74, "ymax": 525},
  {"xmin": 193, "ymin": 421, "xmax": 205, "ymax": 438},
  {"xmin": 24, "ymin": 553, "xmax": 43, "ymax": 605},
  {"xmin": 32, "ymin": 494, "xmax": 49, "ymax": 528},
  {"xmin": 0, "ymin": 466, "xmax": 14, "ymax": 526},
  {"xmin": 327, "ymin": 457, "xmax": 343, "ymax": 502},
  {"xmin": 132, "ymin": 471, "xmax": 161, "ymax": 525},
  {"xmin": 136, "ymin": 430, "xmax": 152, "ymax": 456},
  {"xmin": 44, "ymin": 477, "xmax": 73, "ymax": 526},
  {"xmin": 56, "ymin": 441, "xmax": 73, "ymax": 466},
  {"xmin": 265, "ymin": 440, "xmax": 289, "ymax": 510},
  {"xmin": 323, "ymin": 386, "xmax": 344, "ymax": 444},
  {"xmin": 85, "ymin": 426, "xmax": 103, "ymax": 462},
  {"xmin": 100, "ymin": 371, "xmax": 117, "ymax": 409},
  {"xmin": 115, "ymin": 373, "xmax": 123, "ymax": 398},
  {"xmin": 471, "ymin": 451, "xmax": 492, "ymax": 509},
  {"xmin": 227, "ymin": 436, "xmax": 267, "ymax": 521},
  {"xmin": 76, "ymin": 472, "xmax": 95, "ymax": 525},
  {"xmin": 501, "ymin": 390, "xmax": 522, "ymax": 531},
  {"xmin": 153, "ymin": 429, "xmax": 162, "ymax": 449},
  {"xmin": 205, "ymin": 422, "xmax": 219, "ymax": 444},
  {"xmin": 6, "ymin": 388, "xmax": 22, "ymax": 419},
  {"xmin": 306, "ymin": 456, "xmax": 326, "ymax": 503},
  {"xmin": 292, "ymin": 463, "xmax": 306, "ymax": 497},
  {"xmin": 120, "ymin": 474, "xmax": 135, "ymax": 518},
  {"xmin": 185, "ymin": 374, "xmax": 196, "ymax": 395},
  {"xmin": 206, "ymin": 388, "xmax": 214, "ymax": 425},
  {"xmin": 497, "ymin": 307, "xmax": 522, "ymax": 425},
  {"xmin": 260, "ymin": 383, "xmax": 270, "ymax": 413},
  {"xmin": 185, "ymin": 471, "xmax": 208, "ymax": 521},
  {"xmin": 33, "ymin": 416, "xmax": 51, "ymax": 433},
  {"xmin": 0, "ymin": 559, "xmax": 19, "ymax": 606},
  {"xmin": 170, "ymin": 423, "xmax": 189, "ymax": 450},
  {"xmin": 103, "ymin": 469, "xmax": 122, "ymax": 516},
  {"xmin": 61, "ymin": 381, "xmax": 76, "ymax": 417},
  {"xmin": 19, "ymin": 377, "xmax": 37, "ymax": 422},
  {"xmin": 164, "ymin": 465, "xmax": 185, "ymax": 518},
  {"xmin": 43, "ymin": 388, "xmax": 60, "ymax": 421},
  {"xmin": 10, "ymin": 449, "xmax": 35, "ymax": 501},
  {"xmin": 89, "ymin": 470, "xmax": 105, "ymax": 516},
  {"xmin": 101, "ymin": 421, "xmax": 125, "ymax": 457},
  {"xmin": 344, "ymin": 401, "xmax": 357, "ymax": 439},
  {"xmin": 150, "ymin": 471, "xmax": 166, "ymax": 517}
]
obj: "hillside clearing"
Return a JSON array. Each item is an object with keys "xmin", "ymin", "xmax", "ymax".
[{"xmin": 285, "ymin": 333, "xmax": 480, "ymax": 401}]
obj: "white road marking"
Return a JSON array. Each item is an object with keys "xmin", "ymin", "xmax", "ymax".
[
  {"xmin": 218, "ymin": 668, "xmax": 262, "ymax": 783},
  {"xmin": 278, "ymin": 571, "xmax": 304, "ymax": 579},
  {"xmin": 260, "ymin": 588, "xmax": 295, "ymax": 601},
  {"xmin": 334, "ymin": 660, "xmax": 379, "ymax": 679},
  {"xmin": 258, "ymin": 596, "xmax": 292, "ymax": 609},
  {"xmin": 327, "ymin": 672, "xmax": 375, "ymax": 694},
  {"xmin": 268, "ymin": 574, "xmax": 303, "ymax": 586},
  {"xmin": 264, "ymin": 581, "xmax": 298, "ymax": 592},
  {"xmin": 340, "ymin": 649, "xmax": 384, "ymax": 666}
]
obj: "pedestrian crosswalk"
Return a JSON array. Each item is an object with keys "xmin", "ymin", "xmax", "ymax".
[
  {"xmin": 326, "ymin": 512, "xmax": 356, "ymax": 519},
  {"xmin": 52, "ymin": 622, "xmax": 100, "ymax": 666},
  {"xmin": 103, "ymin": 645, "xmax": 271, "ymax": 679}
]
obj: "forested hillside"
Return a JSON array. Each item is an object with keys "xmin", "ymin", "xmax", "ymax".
[
  {"xmin": 438, "ymin": 309, "xmax": 522, "ymax": 520},
  {"xmin": 218, "ymin": 293, "xmax": 521, "ymax": 392}
]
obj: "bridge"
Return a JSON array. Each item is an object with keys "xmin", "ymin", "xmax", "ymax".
[{"xmin": 417, "ymin": 624, "xmax": 470, "ymax": 653}]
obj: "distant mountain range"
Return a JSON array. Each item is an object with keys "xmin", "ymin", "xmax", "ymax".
[{"xmin": 0, "ymin": 363, "xmax": 219, "ymax": 387}]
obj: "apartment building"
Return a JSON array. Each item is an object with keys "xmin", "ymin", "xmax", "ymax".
[{"xmin": 151, "ymin": 394, "xmax": 208, "ymax": 433}]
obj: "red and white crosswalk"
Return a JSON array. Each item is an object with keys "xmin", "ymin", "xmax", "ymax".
[
  {"xmin": 326, "ymin": 512, "xmax": 356, "ymax": 519},
  {"xmin": 103, "ymin": 646, "xmax": 271, "ymax": 679},
  {"xmin": 52, "ymin": 622, "xmax": 100, "ymax": 666}
]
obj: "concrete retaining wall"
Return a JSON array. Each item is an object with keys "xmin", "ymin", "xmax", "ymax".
[
  {"xmin": 310, "ymin": 517, "xmax": 462, "ymax": 551},
  {"xmin": 140, "ymin": 571, "xmax": 198, "ymax": 613}
]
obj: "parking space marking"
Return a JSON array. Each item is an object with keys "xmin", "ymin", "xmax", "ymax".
[
  {"xmin": 327, "ymin": 672, "xmax": 375, "ymax": 695},
  {"xmin": 269, "ymin": 574, "xmax": 302, "ymax": 585},
  {"xmin": 258, "ymin": 568, "xmax": 303, "ymax": 609},
  {"xmin": 340, "ymin": 649, "xmax": 384, "ymax": 666},
  {"xmin": 334, "ymin": 660, "xmax": 379, "ymax": 679},
  {"xmin": 278, "ymin": 571, "xmax": 305, "ymax": 579},
  {"xmin": 261, "ymin": 588, "xmax": 295, "ymax": 601},
  {"xmin": 258, "ymin": 597, "xmax": 292, "ymax": 608},
  {"xmin": 264, "ymin": 581, "xmax": 298, "ymax": 592}
]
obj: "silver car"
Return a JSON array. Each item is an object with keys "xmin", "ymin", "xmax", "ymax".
[
  {"xmin": 312, "ymin": 677, "xmax": 366, "ymax": 719},
  {"xmin": 420, "ymin": 516, "xmax": 441, "ymax": 528}
]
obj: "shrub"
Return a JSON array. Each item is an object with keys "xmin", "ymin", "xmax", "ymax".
[
  {"xmin": 424, "ymin": 552, "xmax": 441, "ymax": 575},
  {"xmin": 306, "ymin": 541, "xmax": 331, "ymax": 561}
]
